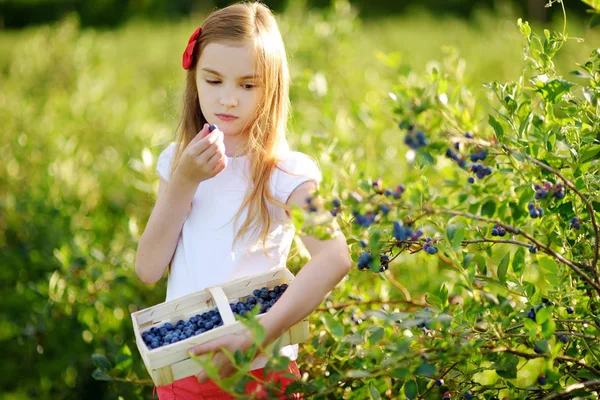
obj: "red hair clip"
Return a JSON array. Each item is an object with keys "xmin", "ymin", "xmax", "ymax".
[{"xmin": 182, "ymin": 26, "xmax": 202, "ymax": 70}]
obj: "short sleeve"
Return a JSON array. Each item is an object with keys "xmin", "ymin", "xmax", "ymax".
[
  {"xmin": 274, "ymin": 151, "xmax": 323, "ymax": 203},
  {"xmin": 156, "ymin": 143, "xmax": 176, "ymax": 182}
]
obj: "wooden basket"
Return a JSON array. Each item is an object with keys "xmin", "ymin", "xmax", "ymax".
[{"xmin": 131, "ymin": 267, "xmax": 309, "ymax": 386}]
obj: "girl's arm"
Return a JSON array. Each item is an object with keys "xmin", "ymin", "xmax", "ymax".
[
  {"xmin": 259, "ymin": 180, "xmax": 352, "ymax": 347},
  {"xmin": 134, "ymin": 175, "xmax": 197, "ymax": 285}
]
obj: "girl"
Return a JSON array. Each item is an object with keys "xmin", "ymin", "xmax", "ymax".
[{"xmin": 135, "ymin": 1, "xmax": 352, "ymax": 399}]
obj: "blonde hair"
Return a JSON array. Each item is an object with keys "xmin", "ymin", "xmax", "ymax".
[{"xmin": 168, "ymin": 1, "xmax": 304, "ymax": 259}]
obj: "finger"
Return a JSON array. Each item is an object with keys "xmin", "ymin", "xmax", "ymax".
[
  {"xmin": 196, "ymin": 370, "xmax": 208, "ymax": 384},
  {"xmin": 191, "ymin": 130, "xmax": 222, "ymax": 156},
  {"xmin": 207, "ymin": 149, "xmax": 225, "ymax": 170},
  {"xmin": 191, "ymin": 123, "xmax": 210, "ymax": 144},
  {"xmin": 189, "ymin": 339, "xmax": 219, "ymax": 357}
]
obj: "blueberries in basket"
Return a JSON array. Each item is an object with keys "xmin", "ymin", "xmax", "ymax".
[{"xmin": 142, "ymin": 284, "xmax": 289, "ymax": 350}]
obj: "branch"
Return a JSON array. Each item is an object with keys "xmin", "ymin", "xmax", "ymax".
[
  {"xmin": 502, "ymin": 145, "xmax": 599, "ymax": 275},
  {"xmin": 541, "ymin": 380, "xmax": 600, "ymax": 400},
  {"xmin": 428, "ymin": 208, "xmax": 600, "ymax": 294},
  {"xmin": 418, "ymin": 362, "xmax": 459, "ymax": 400},
  {"xmin": 316, "ymin": 299, "xmax": 427, "ymax": 312},
  {"xmin": 482, "ymin": 346, "xmax": 600, "ymax": 375}
]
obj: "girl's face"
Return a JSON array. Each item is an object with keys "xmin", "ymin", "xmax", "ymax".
[{"xmin": 196, "ymin": 42, "xmax": 262, "ymax": 139}]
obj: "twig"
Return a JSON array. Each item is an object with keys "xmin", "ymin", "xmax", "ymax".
[
  {"xmin": 482, "ymin": 346, "xmax": 600, "ymax": 375},
  {"xmin": 316, "ymin": 299, "xmax": 427, "ymax": 312},
  {"xmin": 418, "ymin": 362, "xmax": 459, "ymax": 400},
  {"xmin": 541, "ymin": 379, "xmax": 600, "ymax": 400},
  {"xmin": 427, "ymin": 208, "xmax": 600, "ymax": 294},
  {"xmin": 384, "ymin": 270, "xmax": 412, "ymax": 301},
  {"xmin": 502, "ymin": 146, "xmax": 599, "ymax": 277}
]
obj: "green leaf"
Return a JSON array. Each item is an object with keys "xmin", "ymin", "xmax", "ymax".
[
  {"xmin": 591, "ymin": 14, "xmax": 600, "ymax": 28},
  {"xmin": 488, "ymin": 115, "xmax": 504, "ymax": 140},
  {"xmin": 321, "ymin": 314, "xmax": 344, "ymax": 339},
  {"xmin": 497, "ymin": 253, "xmax": 510, "ymax": 283},
  {"xmin": 370, "ymin": 383, "xmax": 381, "ymax": 400},
  {"xmin": 535, "ymin": 79, "xmax": 575, "ymax": 103},
  {"xmin": 446, "ymin": 224, "xmax": 464, "ymax": 250},
  {"xmin": 369, "ymin": 326, "xmax": 385, "ymax": 346},
  {"xmin": 542, "ymin": 318, "xmax": 556, "ymax": 339},
  {"xmin": 91, "ymin": 368, "xmax": 112, "ymax": 381},
  {"xmin": 92, "ymin": 354, "xmax": 112, "ymax": 371},
  {"xmin": 415, "ymin": 363, "xmax": 436, "ymax": 377},
  {"xmin": 480, "ymin": 200, "xmax": 496, "ymax": 218},
  {"xmin": 404, "ymin": 380, "xmax": 418, "ymax": 399},
  {"xmin": 492, "ymin": 354, "xmax": 518, "ymax": 379},
  {"xmin": 390, "ymin": 367, "xmax": 410, "ymax": 379},
  {"xmin": 512, "ymin": 247, "xmax": 525, "ymax": 277},
  {"xmin": 539, "ymin": 257, "xmax": 558, "ymax": 275},
  {"xmin": 536, "ymin": 306, "xmax": 552, "ymax": 324}
]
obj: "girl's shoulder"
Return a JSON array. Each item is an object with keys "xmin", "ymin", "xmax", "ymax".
[
  {"xmin": 275, "ymin": 150, "xmax": 322, "ymax": 180},
  {"xmin": 272, "ymin": 150, "xmax": 323, "ymax": 199}
]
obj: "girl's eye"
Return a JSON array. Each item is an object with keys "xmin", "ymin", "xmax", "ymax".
[{"xmin": 205, "ymin": 80, "xmax": 255, "ymax": 90}]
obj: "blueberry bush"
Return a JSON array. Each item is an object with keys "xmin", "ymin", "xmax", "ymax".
[
  {"xmin": 278, "ymin": 2, "xmax": 600, "ymax": 398},
  {"xmin": 2, "ymin": 0, "xmax": 600, "ymax": 399}
]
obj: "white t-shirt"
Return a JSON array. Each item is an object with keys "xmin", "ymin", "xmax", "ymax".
[{"xmin": 155, "ymin": 142, "xmax": 322, "ymax": 369}]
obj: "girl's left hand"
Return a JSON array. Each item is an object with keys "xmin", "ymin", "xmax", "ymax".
[{"xmin": 188, "ymin": 331, "xmax": 254, "ymax": 383}]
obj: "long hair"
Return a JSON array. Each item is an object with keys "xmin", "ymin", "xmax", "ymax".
[{"xmin": 168, "ymin": 1, "xmax": 301, "ymax": 259}]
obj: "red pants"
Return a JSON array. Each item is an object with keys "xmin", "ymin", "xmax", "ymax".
[{"xmin": 154, "ymin": 360, "xmax": 302, "ymax": 399}]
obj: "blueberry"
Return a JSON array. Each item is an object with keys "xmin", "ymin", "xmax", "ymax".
[
  {"xmin": 468, "ymin": 177, "xmax": 475, "ymax": 184},
  {"xmin": 527, "ymin": 202, "xmax": 535, "ymax": 210},
  {"xmin": 491, "ymin": 228, "xmax": 499, "ymax": 236},
  {"xmin": 559, "ymin": 334, "xmax": 569, "ymax": 343},
  {"xmin": 427, "ymin": 246, "xmax": 438, "ymax": 255},
  {"xmin": 332, "ymin": 198, "xmax": 342, "ymax": 207},
  {"xmin": 464, "ymin": 393, "xmax": 473, "ymax": 400},
  {"xmin": 571, "ymin": 217, "xmax": 580, "ymax": 229},
  {"xmin": 529, "ymin": 209, "xmax": 539, "ymax": 218},
  {"xmin": 470, "ymin": 153, "xmax": 479, "ymax": 162},
  {"xmin": 357, "ymin": 251, "xmax": 374, "ymax": 270},
  {"xmin": 164, "ymin": 322, "xmax": 173, "ymax": 330},
  {"xmin": 527, "ymin": 308, "xmax": 536, "ymax": 320},
  {"xmin": 280, "ymin": 284, "xmax": 288, "ymax": 291},
  {"xmin": 534, "ymin": 345, "xmax": 544, "ymax": 354},
  {"xmin": 542, "ymin": 298, "xmax": 549, "ymax": 304},
  {"xmin": 465, "ymin": 132, "xmax": 474, "ymax": 139},
  {"xmin": 416, "ymin": 131, "xmax": 427, "ymax": 146},
  {"xmin": 247, "ymin": 297, "xmax": 257, "ymax": 305},
  {"xmin": 567, "ymin": 306, "xmax": 574, "ymax": 314},
  {"xmin": 209, "ymin": 124, "xmax": 217, "ymax": 132},
  {"xmin": 538, "ymin": 374, "xmax": 547, "ymax": 385},
  {"xmin": 498, "ymin": 229, "xmax": 506, "ymax": 237},
  {"xmin": 554, "ymin": 190, "xmax": 565, "ymax": 199},
  {"xmin": 253, "ymin": 289, "xmax": 261, "ymax": 297},
  {"xmin": 435, "ymin": 378, "xmax": 444, "ymax": 386}
]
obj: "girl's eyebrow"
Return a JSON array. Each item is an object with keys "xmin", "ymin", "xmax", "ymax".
[{"xmin": 201, "ymin": 67, "xmax": 257, "ymax": 80}]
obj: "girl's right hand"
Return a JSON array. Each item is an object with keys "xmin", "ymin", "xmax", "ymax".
[{"xmin": 175, "ymin": 123, "xmax": 228, "ymax": 185}]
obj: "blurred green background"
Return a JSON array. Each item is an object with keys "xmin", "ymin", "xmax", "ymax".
[{"xmin": 1, "ymin": 0, "xmax": 598, "ymax": 398}]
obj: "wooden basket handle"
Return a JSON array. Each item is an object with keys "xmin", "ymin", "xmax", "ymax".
[{"xmin": 208, "ymin": 286, "xmax": 236, "ymax": 326}]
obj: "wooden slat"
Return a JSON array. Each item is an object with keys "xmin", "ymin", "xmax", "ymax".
[{"xmin": 208, "ymin": 286, "xmax": 236, "ymax": 325}]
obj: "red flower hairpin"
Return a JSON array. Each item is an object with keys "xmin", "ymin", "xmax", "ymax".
[{"xmin": 182, "ymin": 26, "xmax": 202, "ymax": 70}]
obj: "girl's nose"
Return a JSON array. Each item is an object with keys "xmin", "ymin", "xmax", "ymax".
[{"xmin": 220, "ymin": 89, "xmax": 237, "ymax": 107}]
